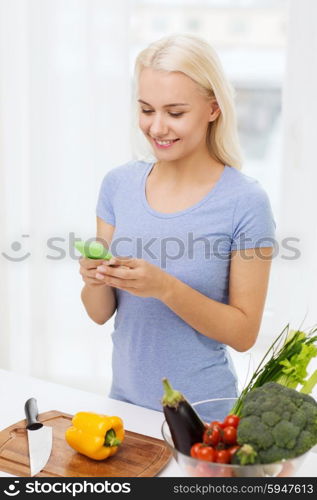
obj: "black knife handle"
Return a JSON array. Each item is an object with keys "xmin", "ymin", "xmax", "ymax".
[{"xmin": 24, "ymin": 398, "xmax": 43, "ymax": 430}]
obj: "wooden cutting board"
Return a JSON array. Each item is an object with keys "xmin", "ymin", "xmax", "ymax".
[{"xmin": 0, "ymin": 411, "xmax": 171, "ymax": 477}]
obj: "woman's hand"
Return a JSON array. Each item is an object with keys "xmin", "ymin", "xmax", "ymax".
[
  {"xmin": 95, "ymin": 257, "xmax": 172, "ymax": 300},
  {"xmin": 79, "ymin": 257, "xmax": 109, "ymax": 288}
]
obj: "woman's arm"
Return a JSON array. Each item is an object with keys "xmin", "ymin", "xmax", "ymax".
[
  {"xmin": 80, "ymin": 217, "xmax": 117, "ymax": 325},
  {"xmin": 94, "ymin": 246, "xmax": 273, "ymax": 350},
  {"xmin": 160, "ymin": 247, "xmax": 273, "ymax": 352}
]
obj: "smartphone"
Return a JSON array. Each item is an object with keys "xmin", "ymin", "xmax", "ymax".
[{"xmin": 75, "ymin": 240, "xmax": 113, "ymax": 260}]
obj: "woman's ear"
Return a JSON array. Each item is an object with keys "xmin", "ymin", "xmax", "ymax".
[{"xmin": 208, "ymin": 99, "xmax": 221, "ymax": 122}]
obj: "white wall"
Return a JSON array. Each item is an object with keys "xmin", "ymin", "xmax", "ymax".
[{"xmin": 274, "ymin": 0, "xmax": 317, "ymax": 330}]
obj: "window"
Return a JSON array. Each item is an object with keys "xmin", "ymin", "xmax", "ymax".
[{"xmin": 129, "ymin": 0, "xmax": 289, "ymax": 217}]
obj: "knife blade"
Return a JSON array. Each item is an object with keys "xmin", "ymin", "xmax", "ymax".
[{"xmin": 24, "ymin": 398, "xmax": 53, "ymax": 476}]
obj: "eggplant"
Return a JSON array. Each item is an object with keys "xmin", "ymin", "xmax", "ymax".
[{"xmin": 161, "ymin": 378, "xmax": 205, "ymax": 456}]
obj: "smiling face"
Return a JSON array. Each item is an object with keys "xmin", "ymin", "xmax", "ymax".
[{"xmin": 138, "ymin": 68, "xmax": 220, "ymax": 162}]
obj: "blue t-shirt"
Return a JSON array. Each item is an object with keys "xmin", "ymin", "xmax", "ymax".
[{"xmin": 96, "ymin": 160, "xmax": 276, "ymax": 420}]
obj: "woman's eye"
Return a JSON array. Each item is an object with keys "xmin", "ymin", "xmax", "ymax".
[{"xmin": 141, "ymin": 109, "xmax": 183, "ymax": 117}]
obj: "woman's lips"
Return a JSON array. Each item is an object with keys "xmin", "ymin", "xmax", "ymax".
[{"xmin": 152, "ymin": 138, "xmax": 180, "ymax": 149}]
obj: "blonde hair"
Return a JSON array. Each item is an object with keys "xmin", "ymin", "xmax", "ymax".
[{"xmin": 131, "ymin": 33, "xmax": 243, "ymax": 170}]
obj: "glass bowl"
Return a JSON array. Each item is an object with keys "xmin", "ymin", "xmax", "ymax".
[{"xmin": 161, "ymin": 398, "xmax": 309, "ymax": 477}]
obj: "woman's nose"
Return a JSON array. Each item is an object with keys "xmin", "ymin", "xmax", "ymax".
[{"xmin": 149, "ymin": 113, "xmax": 169, "ymax": 137}]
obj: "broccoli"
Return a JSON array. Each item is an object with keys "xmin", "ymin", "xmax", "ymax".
[
  {"xmin": 232, "ymin": 382, "xmax": 317, "ymax": 465},
  {"xmin": 234, "ymin": 444, "xmax": 258, "ymax": 465}
]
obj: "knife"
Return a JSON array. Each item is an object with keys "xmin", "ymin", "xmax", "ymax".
[{"xmin": 24, "ymin": 398, "xmax": 53, "ymax": 476}]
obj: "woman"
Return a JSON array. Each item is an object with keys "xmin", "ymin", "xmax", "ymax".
[{"xmin": 79, "ymin": 34, "xmax": 276, "ymax": 420}]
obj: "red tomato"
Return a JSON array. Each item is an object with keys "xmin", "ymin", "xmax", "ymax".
[
  {"xmin": 215, "ymin": 449, "xmax": 231, "ymax": 464},
  {"xmin": 227, "ymin": 445, "xmax": 240, "ymax": 461},
  {"xmin": 197, "ymin": 445, "xmax": 216, "ymax": 462},
  {"xmin": 215, "ymin": 441, "xmax": 226, "ymax": 450},
  {"xmin": 203, "ymin": 426, "xmax": 221, "ymax": 446},
  {"xmin": 222, "ymin": 425, "xmax": 237, "ymax": 445},
  {"xmin": 223, "ymin": 414, "xmax": 240, "ymax": 428},
  {"xmin": 190, "ymin": 443, "xmax": 203, "ymax": 459},
  {"xmin": 210, "ymin": 420, "xmax": 225, "ymax": 429},
  {"xmin": 191, "ymin": 443, "xmax": 216, "ymax": 462}
]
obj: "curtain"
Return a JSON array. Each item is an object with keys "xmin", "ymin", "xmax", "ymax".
[{"xmin": 0, "ymin": 0, "xmax": 131, "ymax": 394}]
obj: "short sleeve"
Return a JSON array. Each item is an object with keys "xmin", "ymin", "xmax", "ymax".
[
  {"xmin": 96, "ymin": 169, "xmax": 118, "ymax": 225},
  {"xmin": 231, "ymin": 184, "xmax": 276, "ymax": 251}
]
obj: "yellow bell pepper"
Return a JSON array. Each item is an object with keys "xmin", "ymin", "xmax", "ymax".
[{"xmin": 65, "ymin": 412, "xmax": 124, "ymax": 460}]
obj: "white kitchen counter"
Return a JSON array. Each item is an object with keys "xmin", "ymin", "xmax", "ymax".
[
  {"xmin": 0, "ymin": 369, "xmax": 316, "ymax": 477},
  {"xmin": 0, "ymin": 369, "xmax": 181, "ymax": 477}
]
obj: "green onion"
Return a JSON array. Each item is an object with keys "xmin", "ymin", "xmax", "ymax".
[{"xmin": 230, "ymin": 324, "xmax": 317, "ymax": 416}]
